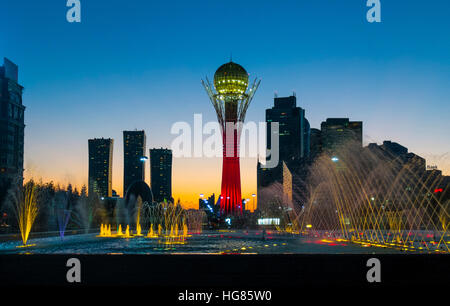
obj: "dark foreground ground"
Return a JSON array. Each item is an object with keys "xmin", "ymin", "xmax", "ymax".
[
  {"xmin": 0, "ymin": 254, "xmax": 448, "ymax": 295},
  {"xmin": 1, "ymin": 232, "xmax": 448, "ymax": 301}
]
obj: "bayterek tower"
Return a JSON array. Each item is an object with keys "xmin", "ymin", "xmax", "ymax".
[{"xmin": 202, "ymin": 61, "xmax": 260, "ymax": 215}]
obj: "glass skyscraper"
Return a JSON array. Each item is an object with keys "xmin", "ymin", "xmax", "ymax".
[
  {"xmin": 0, "ymin": 58, "xmax": 25, "ymax": 204},
  {"xmin": 266, "ymin": 95, "xmax": 310, "ymax": 162},
  {"xmin": 320, "ymin": 118, "xmax": 362, "ymax": 155},
  {"xmin": 150, "ymin": 148, "xmax": 172, "ymax": 203},
  {"xmin": 257, "ymin": 95, "xmax": 311, "ymax": 211},
  {"xmin": 88, "ymin": 138, "xmax": 114, "ymax": 197},
  {"xmin": 123, "ymin": 130, "xmax": 146, "ymax": 196}
]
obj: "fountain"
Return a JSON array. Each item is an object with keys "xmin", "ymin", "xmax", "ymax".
[
  {"xmin": 98, "ymin": 224, "xmax": 112, "ymax": 237},
  {"xmin": 95, "ymin": 200, "xmax": 191, "ymax": 244},
  {"xmin": 53, "ymin": 192, "xmax": 71, "ymax": 239},
  {"xmin": 124, "ymin": 225, "xmax": 131, "ymax": 238},
  {"xmin": 135, "ymin": 223, "xmax": 142, "ymax": 236},
  {"xmin": 117, "ymin": 224, "xmax": 123, "ymax": 236},
  {"xmin": 10, "ymin": 183, "xmax": 39, "ymax": 246},
  {"xmin": 134, "ymin": 196, "xmax": 143, "ymax": 236},
  {"xmin": 291, "ymin": 145, "xmax": 450, "ymax": 253},
  {"xmin": 56, "ymin": 209, "xmax": 71, "ymax": 239},
  {"xmin": 147, "ymin": 224, "xmax": 157, "ymax": 238},
  {"xmin": 71, "ymin": 195, "xmax": 99, "ymax": 234},
  {"xmin": 0, "ymin": 152, "xmax": 446, "ymax": 254},
  {"xmin": 143, "ymin": 201, "xmax": 189, "ymax": 245},
  {"xmin": 185, "ymin": 209, "xmax": 206, "ymax": 234}
]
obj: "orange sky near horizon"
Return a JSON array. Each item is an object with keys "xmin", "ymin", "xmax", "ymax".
[
  {"xmin": 23, "ymin": 146, "xmax": 450, "ymax": 211},
  {"xmin": 24, "ymin": 155, "xmax": 259, "ymax": 211}
]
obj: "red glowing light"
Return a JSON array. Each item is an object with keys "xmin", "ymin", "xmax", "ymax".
[
  {"xmin": 434, "ymin": 188, "xmax": 443, "ymax": 193},
  {"xmin": 219, "ymin": 130, "xmax": 243, "ymax": 215}
]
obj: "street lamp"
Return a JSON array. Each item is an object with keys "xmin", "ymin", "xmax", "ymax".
[{"xmin": 140, "ymin": 156, "xmax": 148, "ymax": 162}]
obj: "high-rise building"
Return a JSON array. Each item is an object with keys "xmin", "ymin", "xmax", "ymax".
[
  {"xmin": 88, "ymin": 138, "xmax": 113, "ymax": 197},
  {"xmin": 257, "ymin": 95, "xmax": 311, "ymax": 212},
  {"xmin": 0, "ymin": 58, "xmax": 25, "ymax": 203},
  {"xmin": 257, "ymin": 95, "xmax": 311, "ymax": 187},
  {"xmin": 266, "ymin": 95, "xmax": 310, "ymax": 162},
  {"xmin": 368, "ymin": 140, "xmax": 426, "ymax": 174},
  {"xmin": 199, "ymin": 193, "xmax": 217, "ymax": 216},
  {"xmin": 309, "ymin": 128, "xmax": 322, "ymax": 159},
  {"xmin": 380, "ymin": 140, "xmax": 408, "ymax": 156},
  {"xmin": 150, "ymin": 148, "xmax": 172, "ymax": 203},
  {"xmin": 320, "ymin": 118, "xmax": 362, "ymax": 155},
  {"xmin": 123, "ymin": 130, "xmax": 146, "ymax": 195}
]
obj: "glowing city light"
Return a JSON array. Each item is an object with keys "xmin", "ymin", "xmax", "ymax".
[
  {"xmin": 257, "ymin": 218, "xmax": 280, "ymax": 225},
  {"xmin": 140, "ymin": 156, "xmax": 148, "ymax": 162}
]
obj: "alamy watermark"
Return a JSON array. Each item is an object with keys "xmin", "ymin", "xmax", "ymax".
[
  {"xmin": 66, "ymin": 0, "xmax": 81, "ymax": 23},
  {"xmin": 366, "ymin": 0, "xmax": 381, "ymax": 23},
  {"xmin": 66, "ymin": 257, "xmax": 81, "ymax": 283},
  {"xmin": 170, "ymin": 114, "xmax": 279, "ymax": 169},
  {"xmin": 66, "ymin": 1, "xmax": 381, "ymax": 24}
]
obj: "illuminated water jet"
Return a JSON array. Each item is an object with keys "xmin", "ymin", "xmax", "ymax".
[
  {"xmin": 147, "ymin": 224, "xmax": 157, "ymax": 238},
  {"xmin": 117, "ymin": 224, "xmax": 123, "ymax": 236},
  {"xmin": 96, "ymin": 201, "xmax": 194, "ymax": 244},
  {"xmin": 293, "ymin": 145, "xmax": 450, "ymax": 253},
  {"xmin": 13, "ymin": 183, "xmax": 39, "ymax": 246},
  {"xmin": 124, "ymin": 225, "xmax": 131, "ymax": 238},
  {"xmin": 135, "ymin": 223, "xmax": 142, "ymax": 236}
]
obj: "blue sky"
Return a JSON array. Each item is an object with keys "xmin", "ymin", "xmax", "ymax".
[{"xmin": 1, "ymin": 0, "xmax": 449, "ymax": 202}]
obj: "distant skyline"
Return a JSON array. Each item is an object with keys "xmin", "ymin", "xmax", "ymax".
[{"xmin": 1, "ymin": 0, "xmax": 449, "ymax": 208}]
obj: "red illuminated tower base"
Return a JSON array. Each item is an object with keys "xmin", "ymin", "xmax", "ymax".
[{"xmin": 220, "ymin": 128, "xmax": 242, "ymax": 215}]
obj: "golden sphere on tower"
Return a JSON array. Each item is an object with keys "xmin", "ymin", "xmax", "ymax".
[{"xmin": 213, "ymin": 61, "xmax": 249, "ymax": 95}]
